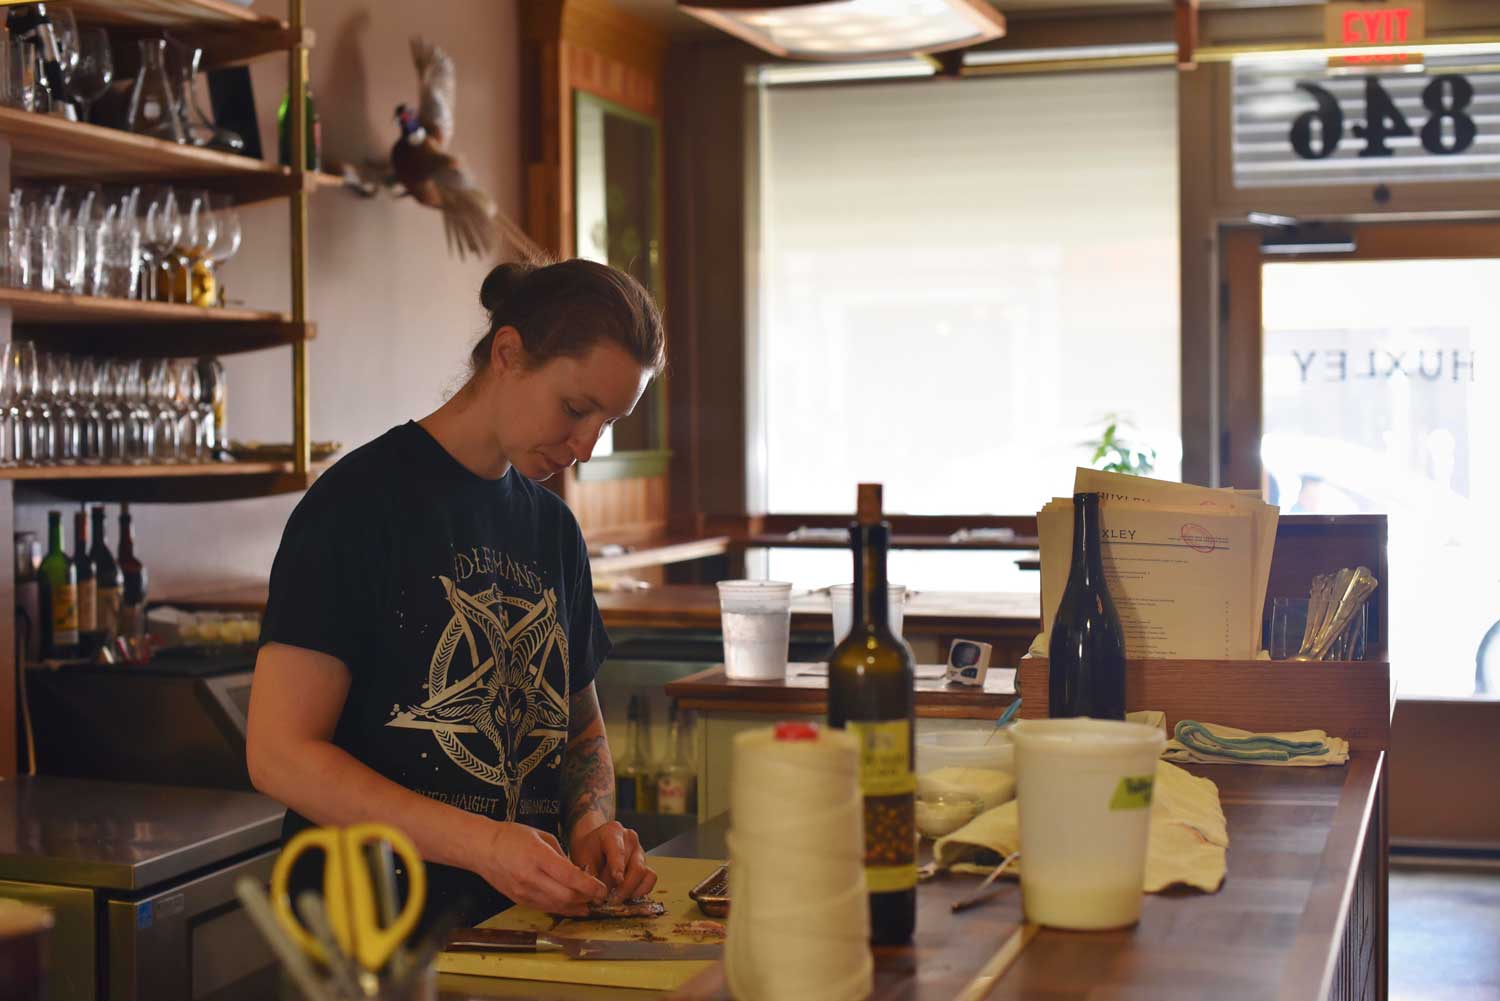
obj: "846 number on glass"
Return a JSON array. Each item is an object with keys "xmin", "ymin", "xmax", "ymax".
[{"xmin": 1290, "ymin": 75, "xmax": 1477, "ymax": 159}]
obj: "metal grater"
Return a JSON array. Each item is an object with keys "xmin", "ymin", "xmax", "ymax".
[{"xmin": 689, "ymin": 864, "xmax": 729, "ymax": 917}]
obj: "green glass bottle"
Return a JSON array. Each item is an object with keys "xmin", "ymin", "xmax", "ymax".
[
  {"xmin": 39, "ymin": 511, "xmax": 79, "ymax": 659},
  {"xmin": 827, "ymin": 482, "xmax": 917, "ymax": 945},
  {"xmin": 277, "ymin": 83, "xmax": 321, "ymax": 171}
]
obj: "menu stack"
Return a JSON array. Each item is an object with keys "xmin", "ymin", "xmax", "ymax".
[{"xmin": 1037, "ymin": 470, "xmax": 1279, "ymax": 660}]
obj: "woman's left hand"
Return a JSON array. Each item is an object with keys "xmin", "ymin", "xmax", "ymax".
[{"xmin": 570, "ymin": 821, "xmax": 658, "ymax": 902}]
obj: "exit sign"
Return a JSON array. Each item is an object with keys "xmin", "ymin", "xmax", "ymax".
[{"xmin": 1325, "ymin": 1, "xmax": 1426, "ymax": 66}]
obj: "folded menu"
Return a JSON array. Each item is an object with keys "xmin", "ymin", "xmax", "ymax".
[{"xmin": 1037, "ymin": 469, "xmax": 1278, "ymax": 660}]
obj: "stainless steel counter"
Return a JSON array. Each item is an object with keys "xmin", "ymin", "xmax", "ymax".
[{"xmin": 0, "ymin": 776, "xmax": 284, "ymax": 891}]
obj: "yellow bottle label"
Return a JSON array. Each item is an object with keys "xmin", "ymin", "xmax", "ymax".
[
  {"xmin": 77, "ymin": 579, "xmax": 97, "ymax": 633},
  {"xmin": 847, "ymin": 720, "xmax": 916, "ymax": 892},
  {"xmin": 52, "ymin": 584, "xmax": 79, "ymax": 642}
]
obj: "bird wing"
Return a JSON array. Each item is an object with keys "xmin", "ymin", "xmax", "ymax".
[
  {"xmin": 410, "ymin": 36, "xmax": 456, "ymax": 146},
  {"xmin": 432, "ymin": 163, "xmax": 497, "ymax": 260}
]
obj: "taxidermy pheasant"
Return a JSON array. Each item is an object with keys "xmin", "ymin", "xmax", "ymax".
[{"xmin": 341, "ymin": 38, "xmax": 536, "ymax": 260}]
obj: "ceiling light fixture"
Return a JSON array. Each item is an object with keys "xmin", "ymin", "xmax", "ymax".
[{"xmin": 679, "ymin": 0, "xmax": 1006, "ymax": 62}]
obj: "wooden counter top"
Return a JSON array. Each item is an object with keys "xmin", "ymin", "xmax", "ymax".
[
  {"xmin": 597, "ymin": 586, "xmax": 1040, "ymax": 634},
  {"xmin": 664, "ymin": 664, "xmax": 1014, "ymax": 720},
  {"xmin": 438, "ymin": 754, "xmax": 1387, "ymax": 1001}
]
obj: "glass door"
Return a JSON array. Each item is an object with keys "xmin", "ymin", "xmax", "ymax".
[{"xmin": 1224, "ymin": 223, "xmax": 1500, "ymax": 697}]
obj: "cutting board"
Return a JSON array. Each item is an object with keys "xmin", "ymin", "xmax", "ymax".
[{"xmin": 436, "ymin": 856, "xmax": 727, "ymax": 991}]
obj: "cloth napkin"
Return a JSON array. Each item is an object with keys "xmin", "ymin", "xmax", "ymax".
[
  {"xmin": 1164, "ymin": 720, "xmax": 1349, "ymax": 767},
  {"xmin": 931, "ymin": 760, "xmax": 1227, "ymax": 893}
]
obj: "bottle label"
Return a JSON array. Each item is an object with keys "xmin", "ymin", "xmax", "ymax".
[
  {"xmin": 52, "ymin": 584, "xmax": 79, "ymax": 643},
  {"xmin": 77, "ymin": 579, "xmax": 97, "ymax": 633},
  {"xmin": 658, "ymin": 776, "xmax": 694, "ymax": 815},
  {"xmin": 97, "ymin": 587, "xmax": 121, "ymax": 638},
  {"xmin": 847, "ymin": 720, "xmax": 916, "ymax": 892}
]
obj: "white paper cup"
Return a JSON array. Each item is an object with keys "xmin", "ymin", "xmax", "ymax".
[
  {"xmin": 1010, "ymin": 718, "xmax": 1166, "ymax": 930},
  {"xmin": 830, "ymin": 583, "xmax": 907, "ymax": 645},
  {"xmin": 718, "ymin": 580, "xmax": 793, "ymax": 680}
]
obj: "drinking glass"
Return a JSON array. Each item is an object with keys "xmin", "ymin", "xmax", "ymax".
[
  {"xmin": 123, "ymin": 359, "xmax": 153, "ymax": 463},
  {"xmin": 67, "ymin": 28, "xmax": 112, "ymax": 124},
  {"xmin": 197, "ymin": 356, "xmax": 225, "ymax": 455},
  {"xmin": 126, "ymin": 38, "xmax": 185, "ymax": 143},
  {"xmin": 0, "ymin": 342, "xmax": 18, "ymax": 466},
  {"xmin": 10, "ymin": 187, "xmax": 57, "ymax": 291},
  {"xmin": 96, "ymin": 190, "xmax": 142, "ymax": 299},
  {"xmin": 102, "ymin": 359, "xmax": 127, "ymax": 463},
  {"xmin": 171, "ymin": 358, "xmax": 202, "ymax": 460},
  {"xmin": 77, "ymin": 355, "xmax": 103, "ymax": 464},
  {"xmin": 175, "ymin": 190, "xmax": 216, "ymax": 305},
  {"xmin": 10, "ymin": 343, "xmax": 38, "ymax": 466},
  {"xmin": 137, "ymin": 186, "xmax": 180, "ymax": 302},
  {"xmin": 56, "ymin": 355, "xmax": 81, "ymax": 465},
  {"xmin": 34, "ymin": 350, "xmax": 60, "ymax": 465},
  {"xmin": 147, "ymin": 358, "xmax": 178, "ymax": 461},
  {"xmin": 204, "ymin": 195, "xmax": 241, "ymax": 306}
]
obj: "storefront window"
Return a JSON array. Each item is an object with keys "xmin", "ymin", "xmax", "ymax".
[
  {"xmin": 1262, "ymin": 259, "xmax": 1500, "ymax": 696},
  {"xmin": 758, "ymin": 69, "xmax": 1180, "ymax": 590}
]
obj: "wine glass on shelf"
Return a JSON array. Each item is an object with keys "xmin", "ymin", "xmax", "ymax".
[
  {"xmin": 101, "ymin": 358, "xmax": 127, "ymax": 464},
  {"xmin": 171, "ymin": 358, "xmax": 202, "ymax": 461},
  {"xmin": 56, "ymin": 355, "xmax": 81, "ymax": 465},
  {"xmin": 77, "ymin": 355, "xmax": 103, "ymax": 464},
  {"xmin": 175, "ymin": 190, "xmax": 217, "ymax": 306},
  {"xmin": 10, "ymin": 343, "xmax": 39, "ymax": 466},
  {"xmin": 196, "ymin": 357, "xmax": 225, "ymax": 458},
  {"xmin": 33, "ymin": 350, "xmax": 62, "ymax": 465},
  {"xmin": 0, "ymin": 343, "xmax": 20, "ymax": 467},
  {"xmin": 123, "ymin": 359, "xmax": 153, "ymax": 464},
  {"xmin": 66, "ymin": 28, "xmax": 112, "ymax": 125},
  {"xmin": 203, "ymin": 195, "xmax": 241, "ymax": 307},
  {"xmin": 137, "ymin": 186, "xmax": 180, "ymax": 302},
  {"xmin": 147, "ymin": 358, "xmax": 178, "ymax": 462}
]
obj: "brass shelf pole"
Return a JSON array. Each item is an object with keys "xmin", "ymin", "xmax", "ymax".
[{"xmin": 289, "ymin": 0, "xmax": 310, "ymax": 478}]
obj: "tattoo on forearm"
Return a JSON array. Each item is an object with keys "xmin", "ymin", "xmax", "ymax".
[
  {"xmin": 563, "ymin": 685, "xmax": 615, "ymax": 839},
  {"xmin": 563, "ymin": 734, "xmax": 616, "ymax": 837}
]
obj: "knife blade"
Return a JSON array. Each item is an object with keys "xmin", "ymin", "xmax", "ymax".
[{"xmin": 445, "ymin": 927, "xmax": 721, "ymax": 961}]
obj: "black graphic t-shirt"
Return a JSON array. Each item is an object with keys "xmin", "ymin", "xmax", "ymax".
[{"xmin": 260, "ymin": 421, "xmax": 611, "ymax": 925}]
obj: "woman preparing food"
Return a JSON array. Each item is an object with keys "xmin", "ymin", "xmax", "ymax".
[{"xmin": 247, "ymin": 258, "xmax": 664, "ymax": 925}]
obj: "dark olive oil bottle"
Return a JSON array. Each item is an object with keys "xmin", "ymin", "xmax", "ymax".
[{"xmin": 1048, "ymin": 492, "xmax": 1127, "ymax": 719}]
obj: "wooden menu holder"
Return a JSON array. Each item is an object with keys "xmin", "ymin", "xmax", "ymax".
[{"xmin": 1016, "ymin": 657, "xmax": 1393, "ymax": 751}]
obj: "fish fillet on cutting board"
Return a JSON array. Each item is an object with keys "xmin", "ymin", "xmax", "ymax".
[{"xmin": 437, "ymin": 856, "xmax": 727, "ymax": 990}]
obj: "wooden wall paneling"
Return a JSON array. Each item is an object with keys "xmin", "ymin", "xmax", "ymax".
[
  {"xmin": 1389, "ymin": 698, "xmax": 1500, "ymax": 849},
  {"xmin": 1220, "ymin": 227, "xmax": 1263, "ymax": 491},
  {"xmin": 1178, "ymin": 63, "xmax": 1219, "ymax": 486}
]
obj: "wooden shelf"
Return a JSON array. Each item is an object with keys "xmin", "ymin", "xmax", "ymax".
[
  {"xmin": 6, "ymin": 460, "xmax": 329, "ymax": 503},
  {"xmin": 66, "ymin": 0, "xmax": 304, "ymax": 68},
  {"xmin": 1, "ymin": 288, "xmax": 314, "ymax": 355},
  {"xmin": 1, "ymin": 107, "xmax": 342, "ymax": 205}
]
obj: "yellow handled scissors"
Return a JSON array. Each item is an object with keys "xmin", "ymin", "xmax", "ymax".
[{"xmin": 269, "ymin": 823, "xmax": 427, "ymax": 973}]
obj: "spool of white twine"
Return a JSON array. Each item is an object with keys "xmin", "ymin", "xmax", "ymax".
[{"xmin": 725, "ymin": 722, "xmax": 873, "ymax": 1001}]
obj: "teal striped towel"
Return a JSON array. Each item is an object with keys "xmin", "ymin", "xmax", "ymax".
[{"xmin": 1164, "ymin": 720, "xmax": 1348, "ymax": 767}]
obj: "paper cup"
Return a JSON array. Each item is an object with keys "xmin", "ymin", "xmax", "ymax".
[
  {"xmin": 1010, "ymin": 718, "xmax": 1166, "ymax": 930},
  {"xmin": 718, "ymin": 581, "xmax": 793, "ymax": 680}
]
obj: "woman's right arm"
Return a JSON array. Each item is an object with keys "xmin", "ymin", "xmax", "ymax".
[{"xmin": 246, "ymin": 641, "xmax": 606, "ymax": 916}]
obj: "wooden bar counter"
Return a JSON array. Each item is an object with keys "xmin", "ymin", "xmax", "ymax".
[{"xmin": 438, "ymin": 754, "xmax": 1386, "ymax": 1001}]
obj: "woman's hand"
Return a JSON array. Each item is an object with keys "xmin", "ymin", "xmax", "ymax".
[
  {"xmin": 475, "ymin": 822, "xmax": 607, "ymax": 916},
  {"xmin": 570, "ymin": 820, "xmax": 658, "ymax": 903}
]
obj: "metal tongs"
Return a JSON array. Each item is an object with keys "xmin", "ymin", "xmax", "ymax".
[{"xmin": 1293, "ymin": 566, "xmax": 1379, "ymax": 661}]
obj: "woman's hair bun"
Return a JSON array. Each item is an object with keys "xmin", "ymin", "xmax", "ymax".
[{"xmin": 479, "ymin": 262, "xmax": 535, "ymax": 314}]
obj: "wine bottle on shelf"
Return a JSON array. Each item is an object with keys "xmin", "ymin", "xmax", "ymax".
[
  {"xmin": 614, "ymin": 694, "xmax": 652, "ymax": 814},
  {"xmin": 90, "ymin": 505, "xmax": 121, "ymax": 647},
  {"xmin": 73, "ymin": 508, "xmax": 98, "ymax": 655},
  {"xmin": 277, "ymin": 82, "xmax": 322, "ymax": 171},
  {"xmin": 1048, "ymin": 492, "xmax": 1127, "ymax": 720},
  {"xmin": 39, "ymin": 511, "xmax": 79, "ymax": 660},
  {"xmin": 656, "ymin": 702, "xmax": 698, "ymax": 817},
  {"xmin": 118, "ymin": 503, "xmax": 148, "ymax": 646},
  {"xmin": 827, "ymin": 482, "xmax": 917, "ymax": 946}
]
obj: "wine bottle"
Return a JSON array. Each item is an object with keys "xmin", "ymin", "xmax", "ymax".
[
  {"xmin": 73, "ymin": 508, "xmax": 98, "ymax": 654},
  {"xmin": 277, "ymin": 83, "xmax": 321, "ymax": 171},
  {"xmin": 614, "ymin": 694, "xmax": 650, "ymax": 814},
  {"xmin": 1048, "ymin": 492, "xmax": 1127, "ymax": 720},
  {"xmin": 118, "ymin": 503, "xmax": 148, "ymax": 644},
  {"xmin": 656, "ymin": 702, "xmax": 698, "ymax": 817},
  {"xmin": 39, "ymin": 511, "xmax": 79, "ymax": 659},
  {"xmin": 827, "ymin": 482, "xmax": 917, "ymax": 946},
  {"xmin": 90, "ymin": 505, "xmax": 121, "ymax": 646}
]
